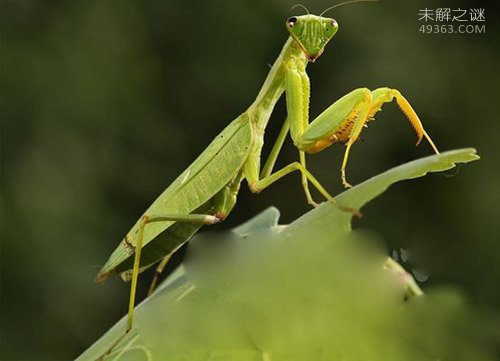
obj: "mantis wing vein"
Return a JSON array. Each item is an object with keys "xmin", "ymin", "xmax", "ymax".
[{"xmin": 97, "ymin": 117, "xmax": 253, "ymax": 280}]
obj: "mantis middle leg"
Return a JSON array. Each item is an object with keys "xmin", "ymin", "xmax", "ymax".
[
  {"xmin": 245, "ymin": 136, "xmax": 359, "ymax": 215},
  {"xmin": 259, "ymin": 117, "xmax": 317, "ymax": 206}
]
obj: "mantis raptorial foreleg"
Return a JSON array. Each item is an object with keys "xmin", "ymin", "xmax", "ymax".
[
  {"xmin": 337, "ymin": 88, "xmax": 440, "ymax": 187},
  {"xmin": 285, "ymin": 61, "xmax": 440, "ymax": 188}
]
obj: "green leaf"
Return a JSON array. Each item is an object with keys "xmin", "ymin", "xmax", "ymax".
[
  {"xmin": 77, "ymin": 148, "xmax": 492, "ymax": 361},
  {"xmin": 286, "ymin": 148, "xmax": 480, "ymax": 237}
]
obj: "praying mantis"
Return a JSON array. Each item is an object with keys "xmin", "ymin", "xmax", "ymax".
[{"xmin": 95, "ymin": 1, "xmax": 440, "ymax": 341}]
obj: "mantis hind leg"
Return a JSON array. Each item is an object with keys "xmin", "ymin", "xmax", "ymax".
[
  {"xmin": 257, "ymin": 117, "xmax": 323, "ymax": 207},
  {"xmin": 101, "ymin": 174, "xmax": 243, "ymax": 359},
  {"xmin": 97, "ymin": 213, "xmax": 222, "ymax": 360},
  {"xmin": 143, "ymin": 172, "xmax": 243, "ymax": 296},
  {"xmin": 126, "ymin": 214, "xmax": 221, "ymax": 332},
  {"xmin": 147, "ymin": 254, "xmax": 171, "ymax": 296}
]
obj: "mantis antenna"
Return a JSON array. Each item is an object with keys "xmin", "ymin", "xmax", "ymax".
[
  {"xmin": 320, "ymin": 0, "xmax": 378, "ymax": 17},
  {"xmin": 291, "ymin": 4, "xmax": 310, "ymax": 15}
]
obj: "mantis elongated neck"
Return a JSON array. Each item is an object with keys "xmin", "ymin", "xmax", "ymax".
[{"xmin": 249, "ymin": 37, "xmax": 307, "ymax": 129}]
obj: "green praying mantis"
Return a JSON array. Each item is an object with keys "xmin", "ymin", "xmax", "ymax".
[{"xmin": 95, "ymin": 0, "xmax": 440, "ymax": 340}]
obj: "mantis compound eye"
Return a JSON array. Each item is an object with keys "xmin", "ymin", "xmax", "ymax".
[
  {"xmin": 287, "ymin": 17, "xmax": 298, "ymax": 27},
  {"xmin": 331, "ymin": 19, "xmax": 338, "ymax": 27}
]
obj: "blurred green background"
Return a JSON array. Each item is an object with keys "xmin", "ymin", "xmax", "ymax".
[{"xmin": 1, "ymin": 0, "xmax": 499, "ymax": 360}]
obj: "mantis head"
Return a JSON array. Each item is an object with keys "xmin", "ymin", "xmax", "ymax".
[{"xmin": 286, "ymin": 15, "xmax": 339, "ymax": 62}]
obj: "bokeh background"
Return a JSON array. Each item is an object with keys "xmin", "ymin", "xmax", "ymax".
[{"xmin": 1, "ymin": 0, "xmax": 499, "ymax": 360}]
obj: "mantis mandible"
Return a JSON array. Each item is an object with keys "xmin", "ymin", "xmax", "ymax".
[{"xmin": 96, "ymin": 0, "xmax": 439, "ymax": 340}]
